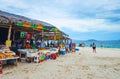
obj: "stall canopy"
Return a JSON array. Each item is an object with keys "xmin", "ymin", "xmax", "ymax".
[
  {"xmin": 0, "ymin": 10, "xmax": 69, "ymax": 40},
  {"xmin": 0, "ymin": 10, "xmax": 60, "ymax": 32}
]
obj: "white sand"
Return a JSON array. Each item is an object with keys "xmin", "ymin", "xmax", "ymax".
[{"xmin": 0, "ymin": 47, "xmax": 120, "ymax": 79}]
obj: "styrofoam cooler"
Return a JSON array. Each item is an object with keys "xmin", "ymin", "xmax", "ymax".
[{"xmin": 76, "ymin": 48, "xmax": 79, "ymax": 51}]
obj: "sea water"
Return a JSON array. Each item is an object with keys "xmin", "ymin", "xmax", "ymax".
[{"xmin": 73, "ymin": 40, "xmax": 120, "ymax": 48}]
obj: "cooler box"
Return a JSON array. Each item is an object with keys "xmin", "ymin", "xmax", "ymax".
[
  {"xmin": 75, "ymin": 47, "xmax": 80, "ymax": 51},
  {"xmin": 76, "ymin": 48, "xmax": 79, "ymax": 51}
]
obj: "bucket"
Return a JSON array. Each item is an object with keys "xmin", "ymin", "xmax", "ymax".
[
  {"xmin": 45, "ymin": 56, "xmax": 50, "ymax": 60},
  {"xmin": 60, "ymin": 51, "xmax": 66, "ymax": 55},
  {"xmin": 40, "ymin": 54, "xmax": 45, "ymax": 60},
  {"xmin": 51, "ymin": 54, "xmax": 57, "ymax": 59}
]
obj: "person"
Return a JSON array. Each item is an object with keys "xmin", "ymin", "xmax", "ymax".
[
  {"xmin": 25, "ymin": 42, "xmax": 31, "ymax": 49},
  {"xmin": 81, "ymin": 42, "xmax": 85, "ymax": 48},
  {"xmin": 92, "ymin": 42, "xmax": 96, "ymax": 53},
  {"xmin": 40, "ymin": 40, "xmax": 46, "ymax": 49},
  {"xmin": 65, "ymin": 43, "xmax": 69, "ymax": 53},
  {"xmin": 90, "ymin": 43, "xmax": 92, "ymax": 47},
  {"xmin": 17, "ymin": 40, "xmax": 22, "ymax": 49},
  {"xmin": 100, "ymin": 43, "xmax": 103, "ymax": 48},
  {"xmin": 69, "ymin": 41, "xmax": 72, "ymax": 52}
]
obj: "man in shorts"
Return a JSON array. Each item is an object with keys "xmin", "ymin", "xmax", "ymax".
[{"xmin": 92, "ymin": 42, "xmax": 96, "ymax": 53}]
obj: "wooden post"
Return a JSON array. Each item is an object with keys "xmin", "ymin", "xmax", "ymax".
[
  {"xmin": 7, "ymin": 22, "xmax": 12, "ymax": 40},
  {"xmin": 41, "ymin": 30, "xmax": 44, "ymax": 41},
  {"xmin": 12, "ymin": 30, "xmax": 15, "ymax": 41},
  {"xmin": 54, "ymin": 32, "xmax": 56, "ymax": 43}
]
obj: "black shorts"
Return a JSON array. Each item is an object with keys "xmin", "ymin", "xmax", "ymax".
[{"xmin": 93, "ymin": 47, "xmax": 96, "ymax": 49}]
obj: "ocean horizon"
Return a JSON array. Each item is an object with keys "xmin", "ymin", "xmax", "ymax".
[{"xmin": 73, "ymin": 40, "xmax": 120, "ymax": 48}]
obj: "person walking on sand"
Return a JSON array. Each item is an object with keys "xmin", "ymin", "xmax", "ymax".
[{"xmin": 92, "ymin": 42, "xmax": 96, "ymax": 53}]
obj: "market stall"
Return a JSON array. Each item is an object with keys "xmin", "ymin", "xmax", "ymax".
[
  {"xmin": 18, "ymin": 48, "xmax": 59, "ymax": 63},
  {"xmin": 0, "ymin": 45, "xmax": 19, "ymax": 71},
  {"xmin": 18, "ymin": 49, "xmax": 38, "ymax": 62},
  {"xmin": 0, "ymin": 10, "xmax": 71, "ymax": 66}
]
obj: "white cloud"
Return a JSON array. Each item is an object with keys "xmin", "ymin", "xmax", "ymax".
[
  {"xmin": 0, "ymin": 0, "xmax": 120, "ymax": 33},
  {"xmin": 0, "ymin": 0, "xmax": 29, "ymax": 9},
  {"xmin": 44, "ymin": 18, "xmax": 120, "ymax": 32}
]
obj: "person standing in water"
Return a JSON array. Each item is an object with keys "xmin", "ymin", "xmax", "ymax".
[
  {"xmin": 92, "ymin": 42, "xmax": 96, "ymax": 53},
  {"xmin": 100, "ymin": 43, "xmax": 103, "ymax": 48}
]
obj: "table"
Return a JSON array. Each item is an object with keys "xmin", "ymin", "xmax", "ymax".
[
  {"xmin": 18, "ymin": 49, "xmax": 37, "ymax": 62},
  {"xmin": 0, "ymin": 57, "xmax": 19, "ymax": 70}
]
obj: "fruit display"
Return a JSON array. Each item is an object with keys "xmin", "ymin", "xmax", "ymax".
[
  {"xmin": 0, "ymin": 50, "xmax": 16, "ymax": 59},
  {"xmin": 0, "ymin": 53, "xmax": 5, "ymax": 59},
  {"xmin": 0, "ymin": 45, "xmax": 16, "ymax": 59}
]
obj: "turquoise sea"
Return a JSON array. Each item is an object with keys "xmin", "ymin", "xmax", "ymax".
[{"xmin": 73, "ymin": 40, "xmax": 120, "ymax": 48}]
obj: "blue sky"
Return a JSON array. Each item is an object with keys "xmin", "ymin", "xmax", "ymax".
[{"xmin": 0, "ymin": 0, "xmax": 120, "ymax": 40}]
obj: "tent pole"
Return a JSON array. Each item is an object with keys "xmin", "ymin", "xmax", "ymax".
[
  {"xmin": 54, "ymin": 32, "xmax": 56, "ymax": 43},
  {"xmin": 42, "ymin": 30, "xmax": 44, "ymax": 41},
  {"xmin": 12, "ymin": 30, "xmax": 15, "ymax": 41},
  {"xmin": 7, "ymin": 22, "xmax": 12, "ymax": 40}
]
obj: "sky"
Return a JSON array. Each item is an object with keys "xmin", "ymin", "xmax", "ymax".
[{"xmin": 0, "ymin": 0, "xmax": 120, "ymax": 40}]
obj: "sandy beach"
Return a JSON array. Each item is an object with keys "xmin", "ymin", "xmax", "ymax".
[{"xmin": 0, "ymin": 47, "xmax": 120, "ymax": 79}]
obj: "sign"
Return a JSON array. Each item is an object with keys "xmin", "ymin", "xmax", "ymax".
[
  {"xmin": 5, "ymin": 40, "xmax": 11, "ymax": 47},
  {"xmin": 20, "ymin": 32, "xmax": 27, "ymax": 39},
  {"xmin": 56, "ymin": 35, "xmax": 60, "ymax": 40}
]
